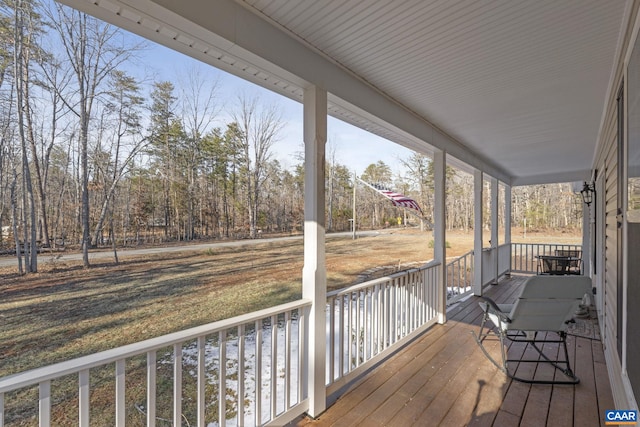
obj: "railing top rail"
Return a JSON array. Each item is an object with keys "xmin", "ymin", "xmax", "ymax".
[
  {"xmin": 0, "ymin": 298, "xmax": 312, "ymax": 393},
  {"xmin": 446, "ymin": 249, "xmax": 473, "ymax": 264},
  {"xmin": 479, "ymin": 244, "xmax": 509, "ymax": 252},
  {"xmin": 512, "ymin": 242, "xmax": 582, "ymax": 247},
  {"xmin": 327, "ymin": 260, "xmax": 440, "ymax": 298}
]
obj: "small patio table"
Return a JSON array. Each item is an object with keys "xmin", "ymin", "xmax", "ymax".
[{"xmin": 536, "ymin": 255, "xmax": 580, "ymax": 275}]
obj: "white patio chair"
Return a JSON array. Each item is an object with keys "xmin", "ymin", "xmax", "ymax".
[{"xmin": 473, "ymin": 275, "xmax": 592, "ymax": 384}]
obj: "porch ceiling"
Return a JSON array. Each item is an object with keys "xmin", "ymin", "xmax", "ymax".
[{"xmin": 58, "ymin": 0, "xmax": 630, "ymax": 186}]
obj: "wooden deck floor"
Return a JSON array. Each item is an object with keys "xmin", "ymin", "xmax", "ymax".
[{"xmin": 295, "ymin": 275, "xmax": 614, "ymax": 427}]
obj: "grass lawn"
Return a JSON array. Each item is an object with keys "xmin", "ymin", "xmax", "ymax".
[
  {"xmin": 0, "ymin": 228, "xmax": 579, "ymax": 425},
  {"xmin": 0, "ymin": 228, "xmax": 581, "ymax": 376},
  {"xmin": 0, "ymin": 229, "xmax": 439, "ymax": 377}
]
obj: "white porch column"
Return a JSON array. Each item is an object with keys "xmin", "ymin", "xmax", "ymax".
[
  {"xmin": 505, "ymin": 184, "xmax": 512, "ymax": 275},
  {"xmin": 582, "ymin": 203, "xmax": 591, "ymax": 276},
  {"xmin": 473, "ymin": 170, "xmax": 484, "ymax": 295},
  {"xmin": 433, "ymin": 150, "xmax": 446, "ymax": 324},
  {"xmin": 302, "ymin": 85, "xmax": 327, "ymax": 417},
  {"xmin": 491, "ymin": 177, "xmax": 499, "ymax": 284}
]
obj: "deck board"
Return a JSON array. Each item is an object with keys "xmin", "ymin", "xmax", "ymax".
[{"xmin": 295, "ymin": 275, "xmax": 613, "ymax": 427}]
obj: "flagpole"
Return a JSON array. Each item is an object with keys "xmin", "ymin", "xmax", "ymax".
[{"xmin": 352, "ymin": 172, "xmax": 357, "ymax": 240}]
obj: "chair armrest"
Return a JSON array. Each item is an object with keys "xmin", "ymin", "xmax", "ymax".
[{"xmin": 478, "ymin": 296, "xmax": 512, "ymax": 324}]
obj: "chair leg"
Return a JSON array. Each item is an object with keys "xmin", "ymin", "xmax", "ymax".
[
  {"xmin": 503, "ymin": 331, "xmax": 580, "ymax": 385},
  {"xmin": 472, "ymin": 312, "xmax": 508, "ymax": 375},
  {"xmin": 473, "ymin": 303, "xmax": 580, "ymax": 384},
  {"xmin": 559, "ymin": 332, "xmax": 577, "ymax": 379}
]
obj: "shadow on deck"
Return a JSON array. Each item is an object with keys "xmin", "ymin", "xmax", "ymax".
[{"xmin": 295, "ymin": 275, "xmax": 613, "ymax": 427}]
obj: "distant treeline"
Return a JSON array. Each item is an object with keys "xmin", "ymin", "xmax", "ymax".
[{"xmin": 0, "ymin": 0, "xmax": 583, "ymax": 272}]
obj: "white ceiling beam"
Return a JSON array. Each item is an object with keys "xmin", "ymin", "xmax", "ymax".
[
  {"xmin": 157, "ymin": 0, "xmax": 511, "ymax": 182},
  {"xmin": 511, "ymin": 169, "xmax": 592, "ymax": 187}
]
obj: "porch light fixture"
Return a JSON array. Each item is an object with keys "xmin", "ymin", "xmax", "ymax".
[{"xmin": 580, "ymin": 181, "xmax": 595, "ymax": 206}]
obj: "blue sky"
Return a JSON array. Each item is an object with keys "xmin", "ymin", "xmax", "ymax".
[
  {"xmin": 39, "ymin": 0, "xmax": 416, "ymax": 177},
  {"xmin": 137, "ymin": 41, "xmax": 415, "ymax": 176}
]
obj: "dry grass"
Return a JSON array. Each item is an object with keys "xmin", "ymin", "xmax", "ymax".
[
  {"xmin": 0, "ymin": 228, "xmax": 579, "ymax": 425},
  {"xmin": 0, "ymin": 230, "xmax": 429, "ymax": 377},
  {"xmin": 0, "ymin": 228, "xmax": 580, "ymax": 377}
]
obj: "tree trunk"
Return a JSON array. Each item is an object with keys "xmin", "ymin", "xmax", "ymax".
[
  {"xmin": 10, "ymin": 170, "xmax": 23, "ymax": 275},
  {"xmin": 80, "ymin": 110, "xmax": 91, "ymax": 267},
  {"xmin": 14, "ymin": 0, "xmax": 37, "ymax": 272}
]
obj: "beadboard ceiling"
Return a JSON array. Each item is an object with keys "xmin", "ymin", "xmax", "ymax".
[{"xmin": 57, "ymin": 0, "xmax": 631, "ymax": 185}]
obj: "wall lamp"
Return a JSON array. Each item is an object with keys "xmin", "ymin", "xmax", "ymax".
[{"xmin": 580, "ymin": 181, "xmax": 595, "ymax": 206}]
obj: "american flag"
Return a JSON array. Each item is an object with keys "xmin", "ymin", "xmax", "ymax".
[{"xmin": 363, "ymin": 181, "xmax": 423, "ymax": 215}]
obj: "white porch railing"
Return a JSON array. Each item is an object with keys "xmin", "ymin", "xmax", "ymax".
[
  {"xmin": 325, "ymin": 261, "xmax": 441, "ymax": 395},
  {"xmin": 446, "ymin": 249, "xmax": 474, "ymax": 305},
  {"xmin": 0, "ymin": 261, "xmax": 444, "ymax": 427},
  {"xmin": 444, "ymin": 243, "xmax": 511, "ymax": 306},
  {"xmin": 511, "ymin": 242, "xmax": 582, "ymax": 274},
  {"xmin": 498, "ymin": 243, "xmax": 511, "ymax": 276},
  {"xmin": 0, "ymin": 299, "xmax": 311, "ymax": 427},
  {"xmin": 0, "ymin": 243, "xmax": 587, "ymax": 426}
]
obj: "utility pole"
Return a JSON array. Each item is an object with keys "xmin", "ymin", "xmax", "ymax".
[{"xmin": 352, "ymin": 172, "xmax": 357, "ymax": 240}]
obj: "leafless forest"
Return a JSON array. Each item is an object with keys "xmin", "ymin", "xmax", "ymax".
[{"xmin": 0, "ymin": 0, "xmax": 583, "ymax": 273}]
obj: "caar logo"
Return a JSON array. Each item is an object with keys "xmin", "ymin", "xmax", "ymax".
[{"xmin": 605, "ymin": 410, "xmax": 638, "ymax": 425}]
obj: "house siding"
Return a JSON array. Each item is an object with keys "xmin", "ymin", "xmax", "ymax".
[
  {"xmin": 603, "ymin": 127, "xmax": 618, "ymax": 362},
  {"xmin": 593, "ymin": 0, "xmax": 640, "ymax": 410}
]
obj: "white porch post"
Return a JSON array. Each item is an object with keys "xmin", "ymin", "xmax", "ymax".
[
  {"xmin": 302, "ymin": 85, "xmax": 327, "ymax": 417},
  {"xmin": 473, "ymin": 170, "xmax": 483, "ymax": 295},
  {"xmin": 491, "ymin": 177, "xmax": 499, "ymax": 284},
  {"xmin": 505, "ymin": 184, "xmax": 512, "ymax": 275},
  {"xmin": 582, "ymin": 203, "xmax": 591, "ymax": 276},
  {"xmin": 433, "ymin": 150, "xmax": 446, "ymax": 323}
]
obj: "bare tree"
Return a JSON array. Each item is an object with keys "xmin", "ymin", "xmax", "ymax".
[
  {"xmin": 0, "ymin": 13, "xmax": 12, "ymax": 250},
  {"xmin": 232, "ymin": 94, "xmax": 284, "ymax": 238},
  {"xmin": 12, "ymin": 0, "xmax": 38, "ymax": 272},
  {"xmin": 35, "ymin": 45, "xmax": 75, "ymax": 249},
  {"xmin": 48, "ymin": 3, "xmax": 141, "ymax": 267},
  {"xmin": 399, "ymin": 152, "xmax": 433, "ymax": 230},
  {"xmin": 91, "ymin": 70, "xmax": 146, "ymax": 254},
  {"xmin": 179, "ymin": 66, "xmax": 219, "ymax": 239},
  {"xmin": 326, "ymin": 140, "xmax": 337, "ymax": 232},
  {"xmin": 147, "ymin": 80, "xmax": 181, "ymax": 240}
]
